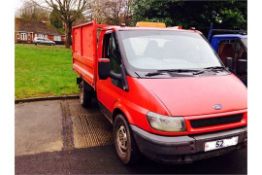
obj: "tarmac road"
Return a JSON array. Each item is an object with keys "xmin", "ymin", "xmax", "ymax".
[{"xmin": 15, "ymin": 99, "xmax": 247, "ymax": 174}]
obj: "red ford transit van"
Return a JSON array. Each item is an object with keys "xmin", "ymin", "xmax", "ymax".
[{"xmin": 72, "ymin": 21, "xmax": 247, "ymax": 164}]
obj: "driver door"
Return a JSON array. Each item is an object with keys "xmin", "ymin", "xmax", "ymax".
[{"xmin": 96, "ymin": 32, "xmax": 125, "ymax": 117}]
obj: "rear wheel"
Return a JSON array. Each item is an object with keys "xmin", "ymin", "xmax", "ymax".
[
  {"xmin": 79, "ymin": 81, "xmax": 93, "ymax": 108},
  {"xmin": 113, "ymin": 114, "xmax": 140, "ymax": 165}
]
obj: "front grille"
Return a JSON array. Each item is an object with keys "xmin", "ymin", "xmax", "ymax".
[{"xmin": 190, "ymin": 114, "xmax": 243, "ymax": 128}]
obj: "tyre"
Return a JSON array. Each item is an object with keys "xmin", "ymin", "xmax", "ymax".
[
  {"xmin": 113, "ymin": 114, "xmax": 140, "ymax": 165},
  {"xmin": 79, "ymin": 81, "xmax": 93, "ymax": 108}
]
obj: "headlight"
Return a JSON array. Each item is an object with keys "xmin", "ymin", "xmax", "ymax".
[{"xmin": 147, "ymin": 112, "xmax": 186, "ymax": 132}]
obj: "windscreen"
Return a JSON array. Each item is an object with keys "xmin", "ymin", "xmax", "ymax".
[{"xmin": 119, "ymin": 30, "xmax": 222, "ymax": 70}]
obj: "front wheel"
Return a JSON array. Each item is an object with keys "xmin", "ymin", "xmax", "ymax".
[{"xmin": 113, "ymin": 114, "xmax": 140, "ymax": 165}]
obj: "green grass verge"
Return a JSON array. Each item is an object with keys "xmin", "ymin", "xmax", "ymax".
[{"xmin": 15, "ymin": 44, "xmax": 79, "ymax": 99}]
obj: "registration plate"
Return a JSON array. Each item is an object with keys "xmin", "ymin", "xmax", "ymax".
[{"xmin": 204, "ymin": 136, "xmax": 239, "ymax": 152}]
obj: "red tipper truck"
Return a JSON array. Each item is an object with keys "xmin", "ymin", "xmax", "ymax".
[{"xmin": 72, "ymin": 21, "xmax": 247, "ymax": 164}]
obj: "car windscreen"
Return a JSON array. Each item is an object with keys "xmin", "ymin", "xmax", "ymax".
[{"xmin": 118, "ymin": 30, "xmax": 222, "ymax": 71}]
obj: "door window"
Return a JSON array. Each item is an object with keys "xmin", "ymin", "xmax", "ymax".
[
  {"xmin": 103, "ymin": 33, "xmax": 121, "ymax": 74},
  {"xmin": 234, "ymin": 40, "xmax": 247, "ymax": 61},
  {"xmin": 218, "ymin": 39, "xmax": 247, "ymax": 75},
  {"xmin": 103, "ymin": 33, "xmax": 123, "ymax": 87},
  {"xmin": 218, "ymin": 39, "xmax": 247, "ymax": 63},
  {"xmin": 218, "ymin": 40, "xmax": 234, "ymax": 64}
]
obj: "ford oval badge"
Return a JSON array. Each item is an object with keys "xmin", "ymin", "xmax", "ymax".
[{"xmin": 213, "ymin": 104, "xmax": 222, "ymax": 110}]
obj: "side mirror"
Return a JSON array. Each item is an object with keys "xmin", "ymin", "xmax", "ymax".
[
  {"xmin": 237, "ymin": 59, "xmax": 247, "ymax": 75},
  {"xmin": 98, "ymin": 58, "xmax": 110, "ymax": 80},
  {"xmin": 226, "ymin": 57, "xmax": 234, "ymax": 72}
]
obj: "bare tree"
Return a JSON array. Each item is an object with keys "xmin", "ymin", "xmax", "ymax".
[
  {"xmin": 89, "ymin": 0, "xmax": 133, "ymax": 25},
  {"xmin": 123, "ymin": 0, "xmax": 133, "ymax": 25},
  {"xmin": 43, "ymin": 0, "xmax": 88, "ymax": 48},
  {"xmin": 88, "ymin": 0, "xmax": 106, "ymax": 23},
  {"xmin": 103, "ymin": 0, "xmax": 125, "ymax": 24},
  {"xmin": 17, "ymin": 0, "xmax": 49, "ymax": 22}
]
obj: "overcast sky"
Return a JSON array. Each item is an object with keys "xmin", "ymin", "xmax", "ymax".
[{"xmin": 15, "ymin": 0, "xmax": 23, "ymax": 9}]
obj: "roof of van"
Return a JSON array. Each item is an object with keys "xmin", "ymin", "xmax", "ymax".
[
  {"xmin": 104, "ymin": 25, "xmax": 202, "ymax": 34},
  {"xmin": 212, "ymin": 34, "xmax": 247, "ymax": 39},
  {"xmin": 72, "ymin": 21, "xmax": 202, "ymax": 34}
]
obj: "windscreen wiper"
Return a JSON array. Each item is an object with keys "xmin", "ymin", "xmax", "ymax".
[
  {"xmin": 145, "ymin": 69, "xmax": 201, "ymax": 77},
  {"xmin": 193, "ymin": 66, "xmax": 226, "ymax": 75},
  {"xmin": 145, "ymin": 71, "xmax": 168, "ymax": 77},
  {"xmin": 203, "ymin": 66, "xmax": 226, "ymax": 70},
  {"xmin": 159, "ymin": 69, "xmax": 201, "ymax": 73}
]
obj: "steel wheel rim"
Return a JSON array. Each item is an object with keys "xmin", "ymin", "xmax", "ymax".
[{"xmin": 116, "ymin": 125, "xmax": 128, "ymax": 155}]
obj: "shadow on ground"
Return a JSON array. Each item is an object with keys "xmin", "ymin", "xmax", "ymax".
[{"xmin": 16, "ymin": 144, "xmax": 247, "ymax": 174}]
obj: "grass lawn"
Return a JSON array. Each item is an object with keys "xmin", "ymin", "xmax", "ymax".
[{"xmin": 15, "ymin": 44, "xmax": 79, "ymax": 99}]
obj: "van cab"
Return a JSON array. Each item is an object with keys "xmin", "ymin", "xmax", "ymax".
[{"xmin": 72, "ymin": 21, "xmax": 247, "ymax": 164}]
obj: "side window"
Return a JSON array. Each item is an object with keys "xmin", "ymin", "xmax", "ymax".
[
  {"xmin": 102, "ymin": 33, "xmax": 123, "ymax": 87},
  {"xmin": 103, "ymin": 33, "xmax": 121, "ymax": 74},
  {"xmin": 233, "ymin": 39, "xmax": 247, "ymax": 76},
  {"xmin": 233, "ymin": 40, "xmax": 247, "ymax": 61},
  {"xmin": 218, "ymin": 40, "xmax": 234, "ymax": 64}
]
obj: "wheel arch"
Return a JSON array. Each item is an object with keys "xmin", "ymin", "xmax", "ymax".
[{"xmin": 112, "ymin": 105, "xmax": 134, "ymax": 124}]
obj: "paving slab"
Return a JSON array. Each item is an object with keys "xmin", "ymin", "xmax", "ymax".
[{"xmin": 15, "ymin": 100, "xmax": 63, "ymax": 156}]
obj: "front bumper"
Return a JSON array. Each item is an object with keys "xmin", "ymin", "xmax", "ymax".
[{"xmin": 131, "ymin": 126, "xmax": 247, "ymax": 164}]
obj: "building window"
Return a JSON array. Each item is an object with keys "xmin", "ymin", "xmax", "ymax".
[
  {"xmin": 54, "ymin": 36, "xmax": 61, "ymax": 41},
  {"xmin": 37, "ymin": 34, "xmax": 47, "ymax": 39},
  {"xmin": 20, "ymin": 33, "xmax": 27, "ymax": 41}
]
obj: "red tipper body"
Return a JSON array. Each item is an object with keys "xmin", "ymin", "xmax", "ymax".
[
  {"xmin": 72, "ymin": 21, "xmax": 98, "ymax": 88},
  {"xmin": 72, "ymin": 21, "xmax": 247, "ymax": 164}
]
